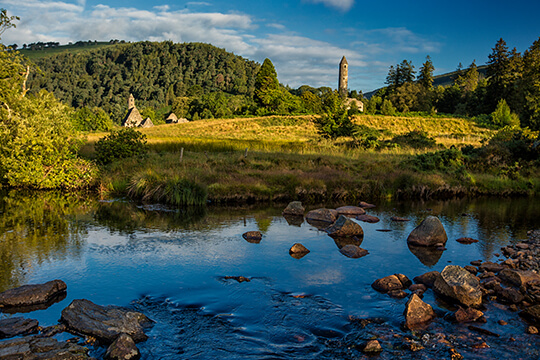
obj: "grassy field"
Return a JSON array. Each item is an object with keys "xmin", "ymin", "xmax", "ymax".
[{"xmin": 87, "ymin": 114, "xmax": 539, "ymax": 205}]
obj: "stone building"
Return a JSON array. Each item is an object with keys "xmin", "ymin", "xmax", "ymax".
[
  {"xmin": 339, "ymin": 56, "xmax": 348, "ymax": 97},
  {"xmin": 122, "ymin": 94, "xmax": 152, "ymax": 128},
  {"xmin": 339, "ymin": 56, "xmax": 364, "ymax": 112}
]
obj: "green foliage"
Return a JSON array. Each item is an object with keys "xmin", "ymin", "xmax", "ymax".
[
  {"xmin": 350, "ymin": 125, "xmax": 382, "ymax": 149},
  {"xmin": 315, "ymin": 91, "xmax": 356, "ymax": 139},
  {"xmin": 490, "ymin": 99, "xmax": 520, "ymax": 128},
  {"xmin": 71, "ymin": 106, "xmax": 113, "ymax": 132},
  {"xmin": 391, "ymin": 130, "xmax": 437, "ymax": 149},
  {"xmin": 469, "ymin": 126, "xmax": 539, "ymax": 165},
  {"xmin": 27, "ymin": 41, "xmax": 260, "ymax": 122},
  {"xmin": 418, "ymin": 55, "xmax": 435, "ymax": 90},
  {"xmin": 521, "ymin": 37, "xmax": 540, "ymax": 131},
  {"xmin": 411, "ymin": 148, "xmax": 465, "ymax": 172},
  {"xmin": 381, "ymin": 99, "xmax": 396, "ymax": 116},
  {"xmin": 95, "ymin": 128, "xmax": 148, "ymax": 165},
  {"xmin": 0, "ymin": 40, "xmax": 96, "ymax": 189}
]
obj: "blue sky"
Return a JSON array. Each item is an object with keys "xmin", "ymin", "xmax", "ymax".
[{"xmin": 1, "ymin": 0, "xmax": 539, "ymax": 92}]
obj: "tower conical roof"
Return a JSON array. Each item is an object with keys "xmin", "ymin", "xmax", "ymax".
[{"xmin": 340, "ymin": 56, "xmax": 348, "ymax": 65}]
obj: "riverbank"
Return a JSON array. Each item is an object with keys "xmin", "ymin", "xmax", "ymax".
[{"xmin": 84, "ymin": 115, "xmax": 540, "ymax": 205}]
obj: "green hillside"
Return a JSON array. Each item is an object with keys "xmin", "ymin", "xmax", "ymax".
[{"xmin": 26, "ymin": 41, "xmax": 260, "ymax": 122}]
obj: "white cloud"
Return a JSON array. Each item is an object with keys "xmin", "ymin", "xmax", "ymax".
[
  {"xmin": 304, "ymin": 0, "xmax": 354, "ymax": 11},
  {"xmin": 0, "ymin": 1, "xmax": 439, "ymax": 91}
]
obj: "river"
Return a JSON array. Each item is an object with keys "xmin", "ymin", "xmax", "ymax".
[{"xmin": 0, "ymin": 190, "xmax": 539, "ymax": 359}]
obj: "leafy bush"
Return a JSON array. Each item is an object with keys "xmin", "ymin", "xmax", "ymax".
[
  {"xmin": 95, "ymin": 128, "xmax": 148, "ymax": 165},
  {"xmin": 349, "ymin": 125, "xmax": 382, "ymax": 149},
  {"xmin": 410, "ymin": 147, "xmax": 464, "ymax": 172},
  {"xmin": 464, "ymin": 126, "xmax": 539, "ymax": 170},
  {"xmin": 381, "ymin": 99, "xmax": 396, "ymax": 116},
  {"xmin": 391, "ymin": 130, "xmax": 437, "ymax": 149},
  {"xmin": 491, "ymin": 99, "xmax": 520, "ymax": 128},
  {"xmin": 315, "ymin": 91, "xmax": 356, "ymax": 139},
  {"xmin": 71, "ymin": 106, "xmax": 113, "ymax": 132}
]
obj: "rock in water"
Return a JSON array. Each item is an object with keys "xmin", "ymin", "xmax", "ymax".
[
  {"xmin": 404, "ymin": 293, "xmax": 436, "ymax": 329},
  {"xmin": 356, "ymin": 214, "xmax": 380, "ymax": 223},
  {"xmin": 363, "ymin": 339, "xmax": 382, "ymax": 353},
  {"xmin": 433, "ymin": 265, "xmax": 482, "ymax": 307},
  {"xmin": 282, "ymin": 201, "xmax": 305, "ymax": 216},
  {"xmin": 339, "ymin": 245, "xmax": 369, "ymax": 258},
  {"xmin": 407, "ymin": 216, "xmax": 448, "ymax": 247},
  {"xmin": 413, "ymin": 271, "xmax": 440, "ymax": 288},
  {"xmin": 520, "ymin": 305, "xmax": 540, "ymax": 324},
  {"xmin": 499, "ymin": 269, "xmax": 540, "ymax": 287},
  {"xmin": 289, "ymin": 243, "xmax": 310, "ymax": 257},
  {"xmin": 372, "ymin": 275, "xmax": 404, "ymax": 293},
  {"xmin": 336, "ymin": 206, "xmax": 366, "ymax": 216},
  {"xmin": 0, "ymin": 280, "xmax": 67, "ymax": 308},
  {"xmin": 0, "ymin": 336, "xmax": 91, "ymax": 359},
  {"xmin": 358, "ymin": 201, "xmax": 376, "ymax": 209},
  {"xmin": 0, "ymin": 317, "xmax": 39, "ymax": 339},
  {"xmin": 60, "ymin": 299, "xmax": 153, "ymax": 343},
  {"xmin": 242, "ymin": 231, "xmax": 262, "ymax": 243},
  {"xmin": 305, "ymin": 208, "xmax": 338, "ymax": 224},
  {"xmin": 105, "ymin": 333, "xmax": 141, "ymax": 360},
  {"xmin": 325, "ymin": 215, "xmax": 364, "ymax": 238},
  {"xmin": 455, "ymin": 307, "xmax": 484, "ymax": 323}
]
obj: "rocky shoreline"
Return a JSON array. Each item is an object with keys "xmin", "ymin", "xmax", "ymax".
[{"xmin": 0, "ymin": 281, "xmax": 152, "ymax": 359}]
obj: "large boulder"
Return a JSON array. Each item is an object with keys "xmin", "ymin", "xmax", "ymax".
[
  {"xmin": 60, "ymin": 299, "xmax": 153, "ymax": 343},
  {"xmin": 282, "ymin": 201, "xmax": 305, "ymax": 216},
  {"xmin": 325, "ymin": 215, "xmax": 364, "ymax": 238},
  {"xmin": 0, "ymin": 336, "xmax": 91, "ymax": 359},
  {"xmin": 404, "ymin": 294, "xmax": 436, "ymax": 329},
  {"xmin": 433, "ymin": 265, "xmax": 482, "ymax": 307},
  {"xmin": 336, "ymin": 206, "xmax": 366, "ymax": 216},
  {"xmin": 0, "ymin": 280, "xmax": 67, "ymax": 309},
  {"xmin": 0, "ymin": 317, "xmax": 39, "ymax": 339},
  {"xmin": 305, "ymin": 208, "xmax": 338, "ymax": 225},
  {"xmin": 407, "ymin": 216, "xmax": 447, "ymax": 246}
]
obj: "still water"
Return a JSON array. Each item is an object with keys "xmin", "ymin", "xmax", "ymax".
[{"xmin": 1, "ymin": 191, "xmax": 539, "ymax": 359}]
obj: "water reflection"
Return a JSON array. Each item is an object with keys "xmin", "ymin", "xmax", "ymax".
[
  {"xmin": 407, "ymin": 244, "xmax": 444, "ymax": 267},
  {"xmin": 0, "ymin": 190, "xmax": 89, "ymax": 292}
]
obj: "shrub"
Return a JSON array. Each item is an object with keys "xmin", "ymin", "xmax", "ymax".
[
  {"xmin": 95, "ymin": 128, "xmax": 148, "ymax": 165},
  {"xmin": 410, "ymin": 147, "xmax": 464, "ymax": 172},
  {"xmin": 490, "ymin": 99, "xmax": 520, "ymax": 128},
  {"xmin": 381, "ymin": 99, "xmax": 396, "ymax": 116},
  {"xmin": 391, "ymin": 130, "xmax": 437, "ymax": 149},
  {"xmin": 350, "ymin": 125, "xmax": 382, "ymax": 149}
]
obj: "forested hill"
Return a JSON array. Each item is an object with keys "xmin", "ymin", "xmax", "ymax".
[{"xmin": 27, "ymin": 41, "xmax": 260, "ymax": 121}]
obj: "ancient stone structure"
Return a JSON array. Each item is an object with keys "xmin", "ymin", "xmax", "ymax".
[
  {"xmin": 122, "ymin": 94, "xmax": 152, "ymax": 128},
  {"xmin": 338, "ymin": 56, "xmax": 364, "ymax": 112},
  {"xmin": 338, "ymin": 56, "xmax": 348, "ymax": 97}
]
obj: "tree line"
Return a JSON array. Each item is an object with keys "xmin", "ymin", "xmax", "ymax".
[{"xmin": 366, "ymin": 38, "xmax": 540, "ymax": 131}]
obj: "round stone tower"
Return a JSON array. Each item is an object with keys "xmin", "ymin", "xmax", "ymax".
[{"xmin": 338, "ymin": 56, "xmax": 348, "ymax": 97}]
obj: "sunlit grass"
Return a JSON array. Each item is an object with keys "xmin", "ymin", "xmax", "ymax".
[{"xmin": 87, "ymin": 114, "xmax": 539, "ymax": 203}]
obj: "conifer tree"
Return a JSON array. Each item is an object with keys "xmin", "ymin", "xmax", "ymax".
[
  {"xmin": 521, "ymin": 37, "xmax": 540, "ymax": 130},
  {"xmin": 418, "ymin": 55, "xmax": 435, "ymax": 90}
]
